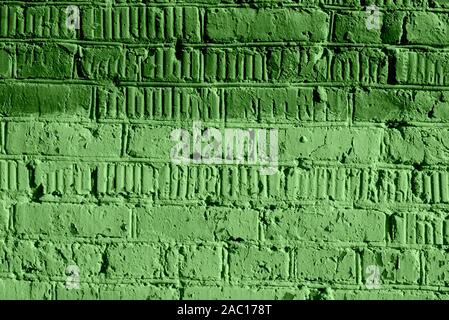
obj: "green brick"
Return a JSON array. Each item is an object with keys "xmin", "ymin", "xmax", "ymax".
[
  {"xmin": 0, "ymin": 47, "xmax": 13, "ymax": 78},
  {"xmin": 361, "ymin": 248, "xmax": 420, "ymax": 285},
  {"xmin": 183, "ymin": 286, "xmax": 308, "ymax": 300},
  {"xmin": 229, "ymin": 245, "xmax": 289, "ymax": 281},
  {"xmin": 15, "ymin": 203, "xmax": 131, "ymax": 238},
  {"xmin": 99, "ymin": 284, "xmax": 179, "ymax": 300},
  {"xmin": 137, "ymin": 206, "xmax": 258, "ymax": 242},
  {"xmin": 334, "ymin": 11, "xmax": 405, "ymax": 44},
  {"xmin": 282, "ymin": 127, "xmax": 382, "ymax": 163},
  {"xmin": 179, "ymin": 245, "xmax": 222, "ymax": 280},
  {"xmin": 296, "ymin": 247, "xmax": 356, "ymax": 283},
  {"xmin": 56, "ymin": 284, "xmax": 99, "ymax": 300},
  {"xmin": 424, "ymin": 249, "xmax": 449, "ymax": 286},
  {"xmin": 0, "ymin": 240, "xmax": 8, "ymax": 273},
  {"xmin": 264, "ymin": 207, "xmax": 385, "ymax": 243},
  {"xmin": 355, "ymin": 89, "xmax": 449, "ymax": 122},
  {"xmin": 6, "ymin": 123, "xmax": 121, "ymax": 156},
  {"xmin": 225, "ymin": 87, "xmax": 350, "ymax": 122},
  {"xmin": 0, "ymin": 83, "xmax": 91, "ymax": 117},
  {"xmin": 0, "ymin": 201, "xmax": 9, "ymax": 232},
  {"xmin": 406, "ymin": 12, "xmax": 449, "ymax": 45},
  {"xmin": 0, "ymin": 279, "xmax": 52, "ymax": 300},
  {"xmin": 206, "ymin": 9, "xmax": 329, "ymax": 42},
  {"xmin": 16, "ymin": 43, "xmax": 76, "ymax": 79},
  {"xmin": 334, "ymin": 290, "xmax": 437, "ymax": 300},
  {"xmin": 127, "ymin": 126, "xmax": 173, "ymax": 159},
  {"xmin": 72, "ymin": 243, "xmax": 105, "ymax": 277},
  {"xmin": 105, "ymin": 243, "xmax": 175, "ymax": 279},
  {"xmin": 8, "ymin": 240, "xmax": 71, "ymax": 278},
  {"xmin": 383, "ymin": 128, "xmax": 449, "ymax": 165}
]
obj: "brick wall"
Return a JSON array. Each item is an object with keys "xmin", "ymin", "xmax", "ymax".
[{"xmin": 1, "ymin": 0, "xmax": 449, "ymax": 300}]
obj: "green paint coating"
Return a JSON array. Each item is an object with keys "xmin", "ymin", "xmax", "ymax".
[{"xmin": 0, "ymin": 0, "xmax": 449, "ymax": 300}]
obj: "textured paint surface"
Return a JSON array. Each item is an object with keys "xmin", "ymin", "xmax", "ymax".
[{"xmin": 1, "ymin": 0, "xmax": 449, "ymax": 300}]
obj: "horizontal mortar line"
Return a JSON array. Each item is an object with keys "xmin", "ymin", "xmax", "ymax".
[
  {"xmin": 5, "ymin": 117, "xmax": 449, "ymax": 129},
  {"xmin": 13, "ymin": 197, "xmax": 449, "ymax": 209},
  {"xmin": 352, "ymin": 122, "xmax": 449, "ymax": 128},
  {"xmin": 97, "ymin": 119, "xmax": 352, "ymax": 127},
  {"xmin": 54, "ymin": 278, "xmax": 181, "ymax": 286},
  {"xmin": 0, "ymin": 276, "xmax": 181, "ymax": 288},
  {"xmin": 7, "ymin": 78, "xmax": 449, "ymax": 92},
  {"xmin": 8, "ymin": 78, "xmax": 449, "ymax": 91},
  {"xmin": 155, "ymin": 201, "xmax": 449, "ymax": 210},
  {"xmin": 238, "ymin": 283, "xmax": 449, "ymax": 292},
  {"xmin": 0, "ymin": 1, "xmax": 105, "ymax": 4},
  {"xmin": 102, "ymin": 81, "xmax": 449, "ymax": 90},
  {"xmin": 0, "ymin": 78, "xmax": 101, "ymax": 85},
  {"xmin": 6, "ymin": 234, "xmax": 449, "ymax": 250},
  {"xmin": 0, "ymin": 155, "xmax": 442, "ymax": 170},
  {"xmin": 260, "ymin": 241, "xmax": 449, "ymax": 249},
  {"xmin": 0, "ymin": 117, "xmax": 355, "ymax": 128},
  {"xmin": 4, "ymin": 38, "xmax": 449, "ymax": 51},
  {"xmin": 0, "ymin": 155, "xmax": 416, "ymax": 167},
  {"xmin": 0, "ymin": 2, "xmax": 435, "ymax": 12},
  {"xmin": 0, "ymin": 1, "xmax": 322, "ymax": 7},
  {"xmin": 0, "ymin": 78, "xmax": 391, "ymax": 88},
  {"xmin": 0, "ymin": 1, "xmax": 430, "ymax": 9}
]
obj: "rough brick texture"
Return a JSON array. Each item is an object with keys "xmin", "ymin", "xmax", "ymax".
[{"xmin": 0, "ymin": 0, "xmax": 448, "ymax": 300}]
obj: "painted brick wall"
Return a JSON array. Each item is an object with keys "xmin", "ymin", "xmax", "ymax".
[{"xmin": 1, "ymin": 0, "xmax": 449, "ymax": 300}]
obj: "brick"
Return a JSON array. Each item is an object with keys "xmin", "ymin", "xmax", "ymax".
[
  {"xmin": 264, "ymin": 207, "xmax": 385, "ymax": 243},
  {"xmin": 81, "ymin": 6, "xmax": 200, "ymax": 42},
  {"xmin": 361, "ymin": 248, "xmax": 420, "ymax": 285},
  {"xmin": 225, "ymin": 87, "xmax": 350, "ymax": 123},
  {"xmin": 183, "ymin": 286, "xmax": 308, "ymax": 300},
  {"xmin": 72, "ymin": 243, "xmax": 105, "ymax": 277},
  {"xmin": 127, "ymin": 126, "xmax": 174, "ymax": 159},
  {"xmin": 0, "ymin": 47, "xmax": 13, "ymax": 78},
  {"xmin": 424, "ymin": 248, "xmax": 449, "ymax": 286},
  {"xmin": 17, "ymin": 43, "xmax": 76, "ymax": 79},
  {"xmin": 266, "ymin": 47, "xmax": 388, "ymax": 83},
  {"xmin": 6, "ymin": 122, "xmax": 121, "ymax": 156},
  {"xmin": 179, "ymin": 245, "xmax": 222, "ymax": 280},
  {"xmin": 229, "ymin": 245, "xmax": 289, "ymax": 281},
  {"xmin": 206, "ymin": 9, "xmax": 329, "ymax": 42},
  {"xmin": 282, "ymin": 127, "xmax": 382, "ymax": 163},
  {"xmin": 334, "ymin": 290, "xmax": 437, "ymax": 300},
  {"xmin": 296, "ymin": 247, "xmax": 356, "ymax": 283},
  {"xmin": 8, "ymin": 240, "xmax": 71, "ymax": 278},
  {"xmin": 0, "ymin": 279, "xmax": 51, "ymax": 300},
  {"xmin": 56, "ymin": 283, "xmax": 99, "ymax": 300},
  {"xmin": 33, "ymin": 161, "xmax": 95, "ymax": 196},
  {"xmin": 355, "ymin": 89, "xmax": 449, "ymax": 122},
  {"xmin": 406, "ymin": 12, "xmax": 449, "ymax": 45},
  {"xmin": 105, "ymin": 243, "xmax": 175, "ymax": 279},
  {"xmin": 394, "ymin": 50, "xmax": 449, "ymax": 86},
  {"xmin": 136, "ymin": 206, "xmax": 259, "ymax": 242},
  {"xmin": 0, "ymin": 83, "xmax": 91, "ymax": 117},
  {"xmin": 15, "ymin": 203, "xmax": 131, "ymax": 238},
  {"xmin": 383, "ymin": 128, "xmax": 449, "ymax": 165},
  {"xmin": 0, "ymin": 240, "xmax": 7, "ymax": 273},
  {"xmin": 99, "ymin": 284, "xmax": 179, "ymax": 300},
  {"xmin": 334, "ymin": 11, "xmax": 405, "ymax": 44},
  {"xmin": 0, "ymin": 201, "xmax": 9, "ymax": 232}
]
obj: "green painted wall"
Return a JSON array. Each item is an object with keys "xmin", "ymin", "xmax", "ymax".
[{"xmin": 0, "ymin": 0, "xmax": 449, "ymax": 300}]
